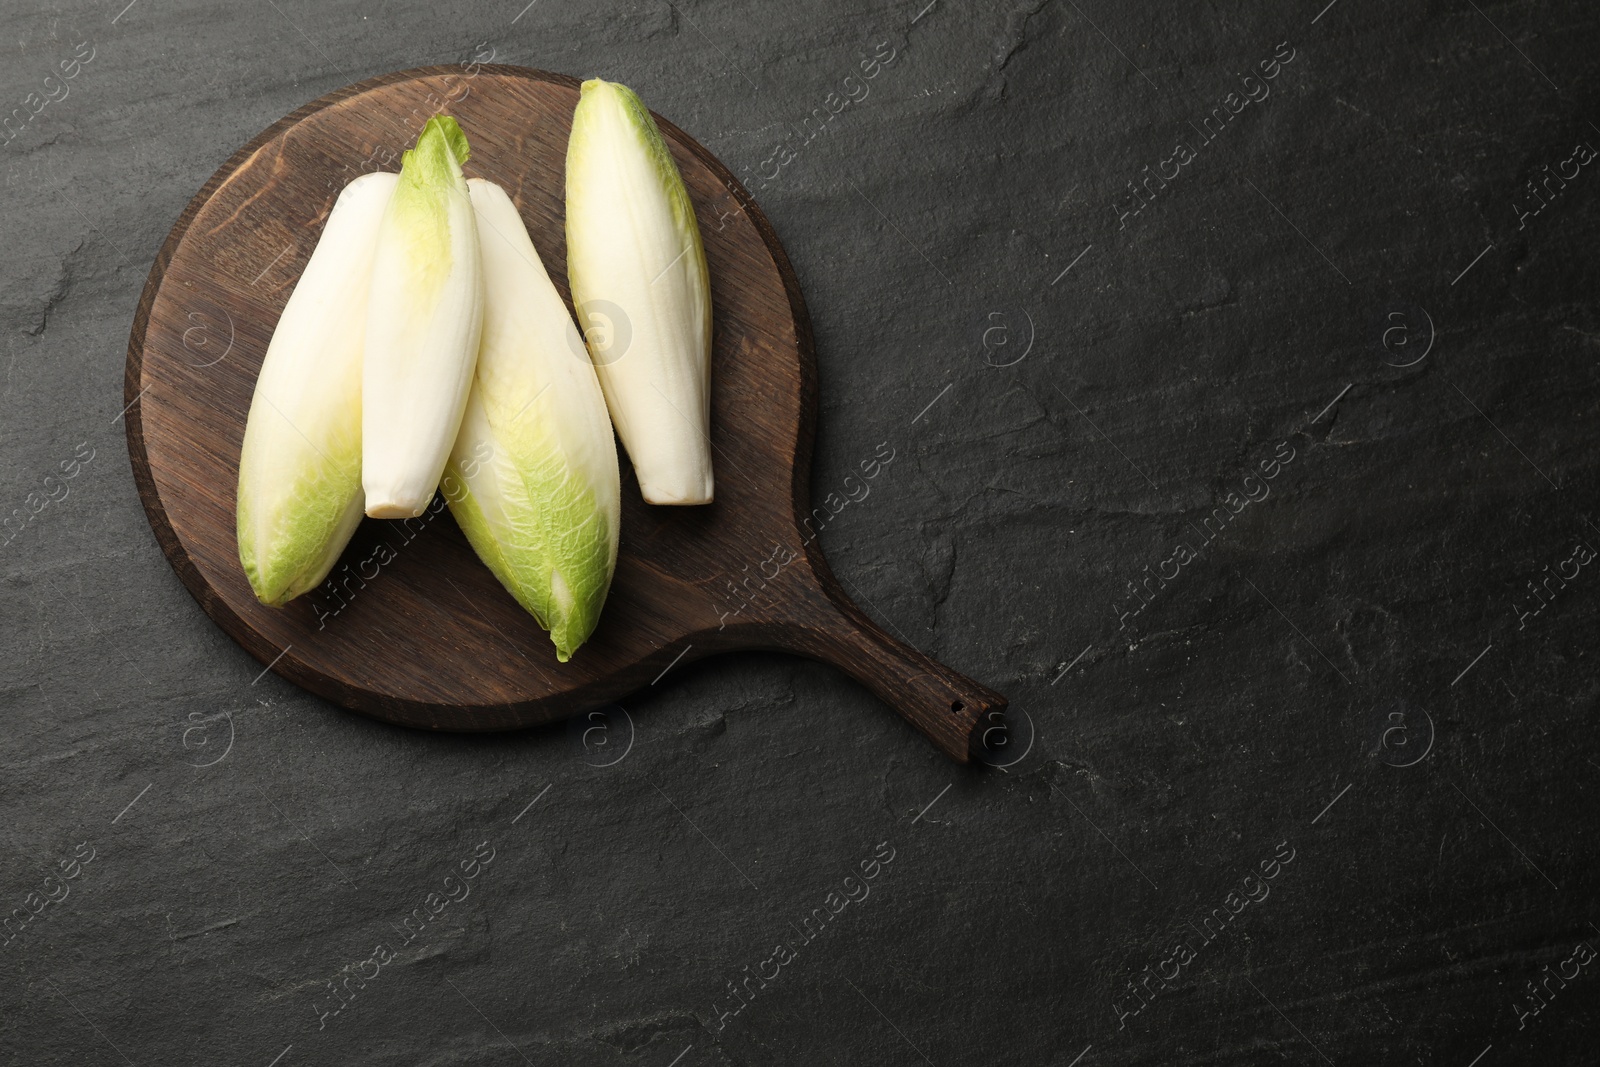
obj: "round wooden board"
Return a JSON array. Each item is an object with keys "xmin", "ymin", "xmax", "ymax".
[{"xmin": 124, "ymin": 66, "xmax": 1004, "ymax": 761}]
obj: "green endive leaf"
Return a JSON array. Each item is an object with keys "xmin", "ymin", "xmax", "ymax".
[
  {"xmin": 566, "ymin": 78, "xmax": 714, "ymax": 506},
  {"xmin": 446, "ymin": 178, "xmax": 620, "ymax": 661},
  {"xmin": 363, "ymin": 114, "xmax": 484, "ymax": 518},
  {"xmin": 237, "ymin": 170, "xmax": 397, "ymax": 606}
]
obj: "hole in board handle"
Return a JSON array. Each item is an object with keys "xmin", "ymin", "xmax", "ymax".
[{"xmin": 950, "ymin": 701, "xmax": 965, "ymax": 713}]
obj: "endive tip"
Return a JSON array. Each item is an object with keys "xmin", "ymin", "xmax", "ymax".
[
  {"xmin": 575, "ymin": 79, "xmax": 659, "ymax": 139},
  {"xmin": 401, "ymin": 115, "xmax": 471, "ymax": 183},
  {"xmin": 579, "ymin": 77, "xmax": 622, "ymax": 95},
  {"xmin": 570, "ymin": 79, "xmax": 688, "ymax": 192}
]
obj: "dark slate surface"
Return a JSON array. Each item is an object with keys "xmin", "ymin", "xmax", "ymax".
[{"xmin": 2, "ymin": 0, "xmax": 1599, "ymax": 1064}]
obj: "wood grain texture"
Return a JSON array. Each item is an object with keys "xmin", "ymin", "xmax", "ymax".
[{"xmin": 122, "ymin": 65, "xmax": 1005, "ymax": 761}]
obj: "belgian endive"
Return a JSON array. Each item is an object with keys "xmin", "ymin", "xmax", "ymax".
[
  {"xmin": 363, "ymin": 115, "xmax": 484, "ymax": 519},
  {"xmin": 445, "ymin": 178, "xmax": 621, "ymax": 661},
  {"xmin": 566, "ymin": 78, "xmax": 713, "ymax": 505},
  {"xmin": 237, "ymin": 170, "xmax": 397, "ymax": 606}
]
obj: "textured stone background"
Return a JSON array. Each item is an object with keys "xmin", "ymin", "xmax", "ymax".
[{"xmin": 3, "ymin": 0, "xmax": 1599, "ymax": 1064}]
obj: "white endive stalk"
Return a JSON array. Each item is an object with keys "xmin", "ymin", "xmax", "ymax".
[
  {"xmin": 237, "ymin": 170, "xmax": 397, "ymax": 606},
  {"xmin": 363, "ymin": 115, "xmax": 484, "ymax": 518},
  {"xmin": 445, "ymin": 179, "xmax": 621, "ymax": 661},
  {"xmin": 566, "ymin": 78, "xmax": 713, "ymax": 505}
]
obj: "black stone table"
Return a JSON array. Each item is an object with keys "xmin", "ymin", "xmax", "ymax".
[{"xmin": 2, "ymin": 1, "xmax": 1597, "ymax": 1064}]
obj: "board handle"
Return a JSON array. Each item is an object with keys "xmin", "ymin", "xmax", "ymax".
[
  {"xmin": 825, "ymin": 616, "xmax": 1007, "ymax": 763},
  {"xmin": 764, "ymin": 579, "xmax": 1008, "ymax": 762}
]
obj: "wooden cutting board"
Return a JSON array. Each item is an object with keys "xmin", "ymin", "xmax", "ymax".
[{"xmin": 122, "ymin": 65, "xmax": 1006, "ymax": 762}]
